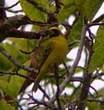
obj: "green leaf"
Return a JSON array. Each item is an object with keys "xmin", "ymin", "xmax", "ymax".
[
  {"xmin": 3, "ymin": 43, "xmax": 27, "ymax": 64},
  {"xmin": 0, "ymin": 53, "xmax": 14, "ymax": 71},
  {"xmin": 75, "ymin": 0, "xmax": 103, "ymax": 20},
  {"xmin": 0, "ymin": 59, "xmax": 31, "ymax": 97},
  {"xmin": 69, "ymin": 16, "xmax": 83, "ymax": 42},
  {"xmin": 20, "ymin": 0, "xmax": 48, "ymax": 21},
  {"xmin": 32, "ymin": 25, "xmax": 41, "ymax": 31},
  {"xmin": 58, "ymin": 0, "xmax": 76, "ymax": 22},
  {"xmin": 0, "ymin": 43, "xmax": 28, "ymax": 71},
  {"xmin": 63, "ymin": 0, "xmax": 74, "ymax": 5},
  {"xmin": 0, "ymin": 75, "xmax": 24, "ymax": 97},
  {"xmin": 97, "ymin": 88, "xmax": 104, "ymax": 96},
  {"xmin": 87, "ymin": 101, "xmax": 101, "ymax": 110},
  {"xmin": 6, "ymin": 76, "xmax": 25, "ymax": 97},
  {"xmin": 89, "ymin": 25, "xmax": 104, "ymax": 72},
  {"xmin": 9, "ymin": 38, "xmax": 37, "ymax": 52},
  {"xmin": 0, "ymin": 76, "xmax": 9, "ymax": 92},
  {"xmin": 87, "ymin": 88, "xmax": 104, "ymax": 110},
  {"xmin": 0, "ymin": 100, "xmax": 15, "ymax": 110}
]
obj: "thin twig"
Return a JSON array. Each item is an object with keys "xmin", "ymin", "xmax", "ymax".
[
  {"xmin": 60, "ymin": 20, "xmax": 86, "ymax": 93},
  {"xmin": 0, "ymin": 0, "xmax": 6, "ymax": 41},
  {"xmin": 0, "ymin": 14, "xmax": 50, "ymax": 32},
  {"xmin": 0, "ymin": 1, "xmax": 20, "ymax": 10},
  {"xmin": 63, "ymin": 62, "xmax": 70, "ymax": 76},
  {"xmin": 54, "ymin": 65, "xmax": 63, "ymax": 110},
  {"xmin": 16, "ymin": 100, "xmax": 24, "ymax": 110},
  {"xmin": 0, "ymin": 71, "xmax": 35, "ymax": 82},
  {"xmin": 89, "ymin": 22, "xmax": 104, "ymax": 27},
  {"xmin": 38, "ymin": 84, "xmax": 50, "ymax": 100},
  {"xmin": 7, "ymin": 9, "xmax": 23, "ymax": 13},
  {"xmin": 92, "ymin": 14, "xmax": 104, "ymax": 23},
  {"xmin": 89, "ymin": 85, "xmax": 98, "ymax": 98},
  {"xmin": 77, "ymin": 73, "xmax": 92, "ymax": 110},
  {"xmin": 28, "ymin": 93, "xmax": 52, "ymax": 109},
  {"xmin": 71, "ymin": 84, "xmax": 81, "ymax": 98},
  {"xmin": 54, "ymin": 0, "xmax": 63, "ymax": 13}
]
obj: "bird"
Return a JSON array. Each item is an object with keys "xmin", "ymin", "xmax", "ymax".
[{"xmin": 19, "ymin": 28, "xmax": 69, "ymax": 93}]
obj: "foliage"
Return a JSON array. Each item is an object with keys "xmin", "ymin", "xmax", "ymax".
[{"xmin": 0, "ymin": 0, "xmax": 104, "ymax": 110}]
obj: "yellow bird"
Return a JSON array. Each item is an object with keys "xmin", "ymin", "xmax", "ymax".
[
  {"xmin": 36, "ymin": 35, "xmax": 68, "ymax": 79},
  {"xmin": 20, "ymin": 30, "xmax": 69, "ymax": 92}
]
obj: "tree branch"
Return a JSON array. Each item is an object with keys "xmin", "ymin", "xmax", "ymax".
[
  {"xmin": 54, "ymin": 0, "xmax": 63, "ymax": 13},
  {"xmin": 92, "ymin": 14, "xmax": 104, "ymax": 23},
  {"xmin": 0, "ymin": 14, "xmax": 52, "ymax": 33},
  {"xmin": 28, "ymin": 93, "xmax": 52, "ymax": 109},
  {"xmin": 0, "ymin": 71, "xmax": 35, "ymax": 82},
  {"xmin": 0, "ymin": 14, "xmax": 60, "ymax": 40},
  {"xmin": 54, "ymin": 65, "xmax": 63, "ymax": 110},
  {"xmin": 1, "ymin": 29, "xmax": 40, "ymax": 39},
  {"xmin": 0, "ymin": 0, "xmax": 6, "ymax": 24},
  {"xmin": 89, "ymin": 22, "xmax": 104, "ymax": 27},
  {"xmin": 0, "ymin": 0, "xmax": 6, "ymax": 42},
  {"xmin": 0, "ymin": 1, "xmax": 20, "ymax": 10},
  {"xmin": 7, "ymin": 9, "xmax": 23, "ymax": 13}
]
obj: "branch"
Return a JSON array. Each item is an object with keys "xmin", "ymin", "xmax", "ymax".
[
  {"xmin": 1, "ymin": 29, "xmax": 40, "ymax": 39},
  {"xmin": 0, "ymin": 71, "xmax": 52, "ymax": 101},
  {"xmin": 7, "ymin": 9, "xmax": 23, "ymax": 13},
  {"xmin": 89, "ymin": 85, "xmax": 98, "ymax": 98},
  {"xmin": 0, "ymin": 28, "xmax": 59, "ymax": 40},
  {"xmin": 28, "ymin": 93, "xmax": 52, "ymax": 109},
  {"xmin": 0, "ymin": 14, "xmax": 51, "ymax": 32},
  {"xmin": 76, "ymin": 29, "xmax": 93, "ymax": 110},
  {"xmin": 0, "ymin": 0, "xmax": 6, "ymax": 24},
  {"xmin": 0, "ymin": 1, "xmax": 20, "ymax": 10},
  {"xmin": 38, "ymin": 84, "xmax": 50, "ymax": 100},
  {"xmin": 0, "ymin": 71, "xmax": 35, "ymax": 82},
  {"xmin": 92, "ymin": 14, "xmax": 104, "ymax": 23},
  {"xmin": 0, "ymin": 15, "xmax": 47, "ymax": 31},
  {"xmin": 54, "ymin": 0, "xmax": 63, "ymax": 13},
  {"xmin": 0, "ymin": 0, "xmax": 6, "ymax": 42},
  {"xmin": 77, "ymin": 73, "xmax": 92, "ymax": 110},
  {"xmin": 0, "ymin": 15, "xmax": 28, "ymax": 35},
  {"xmin": 0, "ymin": 14, "xmax": 60, "ymax": 40},
  {"xmin": 88, "ymin": 22, "xmax": 104, "ymax": 27},
  {"xmin": 59, "ymin": 21, "xmax": 86, "ymax": 94},
  {"xmin": 0, "ymin": 45, "xmax": 37, "ymax": 73},
  {"xmin": 54, "ymin": 65, "xmax": 63, "ymax": 110},
  {"xmin": 0, "ymin": 25, "xmax": 62, "ymax": 40}
]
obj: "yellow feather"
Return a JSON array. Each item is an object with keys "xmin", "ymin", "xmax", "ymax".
[{"xmin": 35, "ymin": 35, "xmax": 69, "ymax": 83}]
